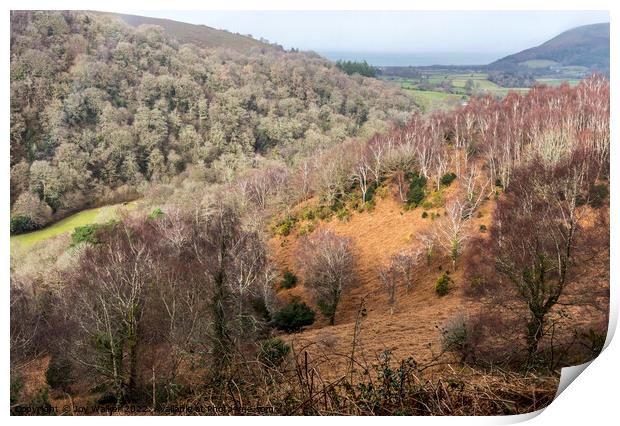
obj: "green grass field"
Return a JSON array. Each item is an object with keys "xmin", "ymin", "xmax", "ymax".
[
  {"xmin": 403, "ymin": 89, "xmax": 466, "ymax": 112},
  {"xmin": 385, "ymin": 70, "xmax": 583, "ymax": 113},
  {"xmin": 519, "ymin": 59, "xmax": 559, "ymax": 69},
  {"xmin": 535, "ymin": 78, "xmax": 581, "ymax": 87},
  {"xmin": 10, "ymin": 201, "xmax": 139, "ymax": 249}
]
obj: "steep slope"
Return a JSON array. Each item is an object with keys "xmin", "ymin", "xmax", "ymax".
[
  {"xmin": 97, "ymin": 12, "xmax": 274, "ymax": 52},
  {"xmin": 490, "ymin": 23, "xmax": 609, "ymax": 71},
  {"xmin": 269, "ymin": 184, "xmax": 493, "ymax": 373},
  {"xmin": 268, "ymin": 180, "xmax": 608, "ymax": 379}
]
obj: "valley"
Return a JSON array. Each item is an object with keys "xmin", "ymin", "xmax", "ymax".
[{"xmin": 9, "ymin": 10, "xmax": 610, "ymax": 417}]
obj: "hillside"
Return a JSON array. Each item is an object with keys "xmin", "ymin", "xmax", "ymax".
[
  {"xmin": 10, "ymin": 75, "xmax": 609, "ymax": 416},
  {"xmin": 10, "ymin": 10, "xmax": 414, "ymax": 231},
  {"xmin": 9, "ymin": 11, "xmax": 610, "ymax": 417},
  {"xmin": 97, "ymin": 11, "xmax": 275, "ymax": 52},
  {"xmin": 490, "ymin": 23, "xmax": 609, "ymax": 72}
]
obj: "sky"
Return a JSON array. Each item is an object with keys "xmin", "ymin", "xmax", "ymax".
[{"xmin": 123, "ymin": 10, "xmax": 610, "ymax": 65}]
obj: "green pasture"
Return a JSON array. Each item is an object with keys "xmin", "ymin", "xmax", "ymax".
[{"xmin": 10, "ymin": 201, "xmax": 139, "ymax": 250}]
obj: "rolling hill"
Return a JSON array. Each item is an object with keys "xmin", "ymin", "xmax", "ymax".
[
  {"xmin": 97, "ymin": 11, "xmax": 277, "ymax": 52},
  {"xmin": 490, "ymin": 23, "xmax": 609, "ymax": 72}
]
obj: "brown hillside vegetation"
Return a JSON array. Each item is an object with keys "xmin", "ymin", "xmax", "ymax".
[{"xmin": 269, "ymin": 178, "xmax": 607, "ymax": 379}]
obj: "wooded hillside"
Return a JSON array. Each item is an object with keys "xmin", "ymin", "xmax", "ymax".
[{"xmin": 10, "ymin": 11, "xmax": 414, "ymax": 231}]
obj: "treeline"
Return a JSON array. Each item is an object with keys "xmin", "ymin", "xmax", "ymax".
[
  {"xmin": 10, "ymin": 11, "xmax": 414, "ymax": 232},
  {"xmin": 227, "ymin": 76, "xmax": 609, "ymax": 228},
  {"xmin": 487, "ymin": 71, "xmax": 536, "ymax": 88},
  {"xmin": 335, "ymin": 60, "xmax": 378, "ymax": 77}
]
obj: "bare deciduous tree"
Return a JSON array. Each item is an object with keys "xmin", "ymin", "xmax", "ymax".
[
  {"xmin": 378, "ymin": 250, "xmax": 418, "ymax": 314},
  {"xmin": 297, "ymin": 229, "xmax": 355, "ymax": 325},
  {"xmin": 463, "ymin": 166, "xmax": 491, "ymax": 219},
  {"xmin": 435, "ymin": 200, "xmax": 471, "ymax": 269}
]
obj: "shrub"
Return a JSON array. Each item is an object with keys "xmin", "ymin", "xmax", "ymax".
[
  {"xmin": 71, "ymin": 223, "xmax": 103, "ymax": 246},
  {"xmin": 272, "ymin": 300, "xmax": 316, "ymax": 333},
  {"xmin": 479, "ymin": 224, "xmax": 487, "ymax": 233},
  {"xmin": 440, "ymin": 172, "xmax": 457, "ymax": 186},
  {"xmin": 588, "ymin": 183, "xmax": 608, "ymax": 208},
  {"xmin": 336, "ymin": 208, "xmax": 351, "ymax": 222},
  {"xmin": 421, "ymin": 211, "xmax": 428, "ymax": 219},
  {"xmin": 439, "ymin": 314, "xmax": 474, "ymax": 362},
  {"xmin": 28, "ymin": 387, "xmax": 53, "ymax": 415},
  {"xmin": 299, "ymin": 208, "xmax": 315, "ymax": 221},
  {"xmin": 316, "ymin": 205, "xmax": 333, "ymax": 220},
  {"xmin": 147, "ymin": 207, "xmax": 165, "ymax": 220},
  {"xmin": 46, "ymin": 355, "xmax": 73, "ymax": 392},
  {"xmin": 10, "ymin": 376, "xmax": 23, "ymax": 406},
  {"xmin": 435, "ymin": 272, "xmax": 452, "ymax": 296},
  {"xmin": 280, "ymin": 270, "xmax": 298, "ymax": 289},
  {"xmin": 273, "ymin": 216, "xmax": 297, "ymax": 236},
  {"xmin": 467, "ymin": 275, "xmax": 486, "ymax": 295},
  {"xmin": 317, "ymin": 299, "xmax": 338, "ymax": 324},
  {"xmin": 406, "ymin": 172, "xmax": 427, "ymax": 207},
  {"xmin": 431, "ymin": 189, "xmax": 445, "ymax": 207},
  {"xmin": 258, "ymin": 338, "xmax": 291, "ymax": 368},
  {"xmin": 375, "ymin": 185, "xmax": 389, "ymax": 199},
  {"xmin": 421, "ymin": 200, "xmax": 433, "ymax": 210},
  {"xmin": 298, "ymin": 222, "xmax": 315, "ymax": 236},
  {"xmin": 365, "ymin": 181, "xmax": 379, "ymax": 203},
  {"xmin": 10, "ymin": 214, "xmax": 41, "ymax": 235}
]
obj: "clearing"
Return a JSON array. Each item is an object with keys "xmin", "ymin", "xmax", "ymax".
[{"xmin": 10, "ymin": 201, "xmax": 140, "ymax": 250}]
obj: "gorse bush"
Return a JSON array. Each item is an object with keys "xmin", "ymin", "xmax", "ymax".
[
  {"xmin": 280, "ymin": 270, "xmax": 298, "ymax": 289},
  {"xmin": 406, "ymin": 172, "xmax": 427, "ymax": 207},
  {"xmin": 435, "ymin": 272, "xmax": 452, "ymax": 296},
  {"xmin": 258, "ymin": 338, "xmax": 291, "ymax": 368},
  {"xmin": 299, "ymin": 208, "xmax": 315, "ymax": 221},
  {"xmin": 147, "ymin": 207, "xmax": 165, "ymax": 220},
  {"xmin": 70, "ymin": 220, "xmax": 118, "ymax": 247},
  {"xmin": 365, "ymin": 181, "xmax": 379, "ymax": 203},
  {"xmin": 45, "ymin": 355, "xmax": 73, "ymax": 392},
  {"xmin": 273, "ymin": 216, "xmax": 297, "ymax": 236},
  {"xmin": 71, "ymin": 223, "xmax": 103, "ymax": 246},
  {"xmin": 440, "ymin": 172, "xmax": 457, "ymax": 186},
  {"xmin": 272, "ymin": 300, "xmax": 316, "ymax": 333},
  {"xmin": 298, "ymin": 222, "xmax": 316, "ymax": 236},
  {"xmin": 336, "ymin": 208, "xmax": 351, "ymax": 222}
]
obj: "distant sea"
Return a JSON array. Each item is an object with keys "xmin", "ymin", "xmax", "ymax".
[{"xmin": 317, "ymin": 51, "xmax": 509, "ymax": 67}]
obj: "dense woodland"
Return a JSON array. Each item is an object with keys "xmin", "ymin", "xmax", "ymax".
[
  {"xmin": 10, "ymin": 10, "xmax": 609, "ymax": 416},
  {"xmin": 10, "ymin": 11, "xmax": 413, "ymax": 232}
]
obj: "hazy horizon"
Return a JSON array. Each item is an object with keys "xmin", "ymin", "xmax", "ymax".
[
  {"xmin": 316, "ymin": 51, "xmax": 509, "ymax": 66},
  {"xmin": 117, "ymin": 10, "xmax": 609, "ymax": 65}
]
